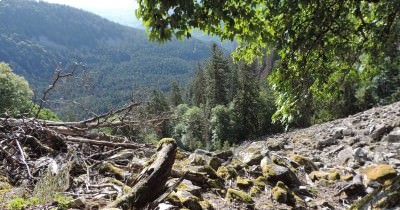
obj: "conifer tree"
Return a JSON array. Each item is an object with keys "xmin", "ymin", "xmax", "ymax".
[
  {"xmin": 205, "ymin": 44, "xmax": 230, "ymax": 108},
  {"xmin": 169, "ymin": 81, "xmax": 183, "ymax": 107},
  {"xmin": 233, "ymin": 62, "xmax": 260, "ymax": 140},
  {"xmin": 191, "ymin": 64, "xmax": 207, "ymax": 106},
  {"xmin": 147, "ymin": 89, "xmax": 169, "ymax": 115}
]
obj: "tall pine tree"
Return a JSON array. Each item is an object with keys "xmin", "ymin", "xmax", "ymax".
[
  {"xmin": 205, "ymin": 44, "xmax": 230, "ymax": 108},
  {"xmin": 169, "ymin": 81, "xmax": 183, "ymax": 107},
  {"xmin": 233, "ymin": 62, "xmax": 260, "ymax": 140}
]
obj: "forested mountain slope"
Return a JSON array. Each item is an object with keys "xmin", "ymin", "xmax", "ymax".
[{"xmin": 0, "ymin": 0, "xmax": 210, "ymax": 119}]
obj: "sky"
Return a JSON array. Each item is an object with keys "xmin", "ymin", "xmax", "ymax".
[{"xmin": 41, "ymin": 0, "xmax": 142, "ymax": 27}]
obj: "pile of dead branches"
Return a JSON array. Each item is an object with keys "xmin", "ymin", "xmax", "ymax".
[{"xmin": 0, "ymin": 102, "xmax": 173, "ymax": 209}]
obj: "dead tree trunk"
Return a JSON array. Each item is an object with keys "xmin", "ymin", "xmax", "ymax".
[{"xmin": 107, "ymin": 139, "xmax": 177, "ymax": 210}]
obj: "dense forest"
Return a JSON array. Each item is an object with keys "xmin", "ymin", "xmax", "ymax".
[{"xmin": 0, "ymin": 0, "xmax": 213, "ymax": 120}]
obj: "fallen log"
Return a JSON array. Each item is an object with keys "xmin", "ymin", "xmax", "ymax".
[
  {"xmin": 106, "ymin": 138, "xmax": 177, "ymax": 209},
  {"xmin": 64, "ymin": 136, "xmax": 148, "ymax": 149}
]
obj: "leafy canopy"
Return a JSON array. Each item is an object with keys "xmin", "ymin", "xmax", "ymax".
[
  {"xmin": 136, "ymin": 0, "xmax": 400, "ymax": 125},
  {"xmin": 0, "ymin": 62, "xmax": 33, "ymax": 116}
]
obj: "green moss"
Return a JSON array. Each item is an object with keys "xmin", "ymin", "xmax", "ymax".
[
  {"xmin": 261, "ymin": 164, "xmax": 276, "ymax": 177},
  {"xmin": 167, "ymin": 193, "xmax": 182, "ymax": 206},
  {"xmin": 362, "ymin": 165, "xmax": 397, "ymax": 183},
  {"xmin": 272, "ymin": 185, "xmax": 287, "ymax": 204},
  {"xmin": 236, "ymin": 176, "xmax": 252, "ymax": 189},
  {"xmin": 341, "ymin": 174, "xmax": 353, "ymax": 181},
  {"xmin": 217, "ymin": 166, "xmax": 237, "ymax": 180},
  {"xmin": 6, "ymin": 197, "xmax": 42, "ymax": 210},
  {"xmin": 157, "ymin": 138, "xmax": 176, "ymax": 151},
  {"xmin": 250, "ymin": 186, "xmax": 262, "ymax": 196},
  {"xmin": 107, "ymin": 177, "xmax": 124, "ymax": 186},
  {"xmin": 207, "ymin": 179, "xmax": 224, "ymax": 189},
  {"xmin": 290, "ymin": 154, "xmax": 318, "ymax": 173},
  {"xmin": 327, "ymin": 170, "xmax": 340, "ymax": 181},
  {"xmin": 199, "ymin": 200, "xmax": 214, "ymax": 210},
  {"xmin": 225, "ymin": 188, "xmax": 254, "ymax": 204},
  {"xmin": 199, "ymin": 165, "xmax": 220, "ymax": 180},
  {"xmin": 6, "ymin": 198, "xmax": 27, "ymax": 210},
  {"xmin": 54, "ymin": 194, "xmax": 73, "ymax": 210},
  {"xmin": 309, "ymin": 171, "xmax": 329, "ymax": 181},
  {"xmin": 176, "ymin": 149, "xmax": 188, "ymax": 160},
  {"xmin": 272, "ymin": 181, "xmax": 295, "ymax": 205},
  {"xmin": 252, "ymin": 176, "xmax": 267, "ymax": 187},
  {"xmin": 100, "ymin": 163, "xmax": 125, "ymax": 180}
]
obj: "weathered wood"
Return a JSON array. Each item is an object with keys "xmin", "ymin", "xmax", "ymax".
[
  {"xmin": 64, "ymin": 136, "xmax": 147, "ymax": 149},
  {"xmin": 106, "ymin": 139, "xmax": 177, "ymax": 209}
]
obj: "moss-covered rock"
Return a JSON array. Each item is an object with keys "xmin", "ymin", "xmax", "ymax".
[
  {"xmin": 208, "ymin": 157, "xmax": 224, "ymax": 170},
  {"xmin": 199, "ymin": 200, "xmax": 215, "ymax": 210},
  {"xmin": 176, "ymin": 179, "xmax": 202, "ymax": 196},
  {"xmin": 225, "ymin": 188, "xmax": 254, "ymax": 204},
  {"xmin": 252, "ymin": 176, "xmax": 267, "ymax": 187},
  {"xmin": 272, "ymin": 181, "xmax": 289, "ymax": 204},
  {"xmin": 309, "ymin": 171, "xmax": 329, "ymax": 182},
  {"xmin": 327, "ymin": 170, "xmax": 340, "ymax": 181},
  {"xmin": 175, "ymin": 191, "xmax": 202, "ymax": 210},
  {"xmin": 272, "ymin": 181, "xmax": 296, "ymax": 205},
  {"xmin": 290, "ymin": 154, "xmax": 318, "ymax": 174},
  {"xmin": 197, "ymin": 165, "xmax": 220, "ymax": 180},
  {"xmin": 216, "ymin": 166, "xmax": 237, "ymax": 180},
  {"xmin": 236, "ymin": 176, "xmax": 252, "ymax": 189},
  {"xmin": 341, "ymin": 174, "xmax": 354, "ymax": 181},
  {"xmin": 350, "ymin": 176, "xmax": 400, "ymax": 210},
  {"xmin": 261, "ymin": 162, "xmax": 299, "ymax": 186},
  {"xmin": 166, "ymin": 193, "xmax": 182, "ymax": 206},
  {"xmin": 207, "ymin": 178, "xmax": 224, "ymax": 189},
  {"xmin": 361, "ymin": 164, "xmax": 397, "ymax": 184},
  {"xmin": 250, "ymin": 186, "xmax": 262, "ymax": 196}
]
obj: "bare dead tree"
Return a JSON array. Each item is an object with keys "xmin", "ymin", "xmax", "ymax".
[{"xmin": 34, "ymin": 63, "xmax": 86, "ymax": 119}]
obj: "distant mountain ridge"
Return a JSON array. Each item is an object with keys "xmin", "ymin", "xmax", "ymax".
[{"xmin": 0, "ymin": 0, "xmax": 211, "ymax": 119}]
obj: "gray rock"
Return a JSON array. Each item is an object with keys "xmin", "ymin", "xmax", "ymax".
[
  {"xmin": 315, "ymin": 137, "xmax": 338, "ymax": 149},
  {"xmin": 370, "ymin": 124, "xmax": 392, "ymax": 142},
  {"xmin": 387, "ymin": 128, "xmax": 400, "ymax": 143},
  {"xmin": 337, "ymin": 147, "xmax": 354, "ymax": 166}
]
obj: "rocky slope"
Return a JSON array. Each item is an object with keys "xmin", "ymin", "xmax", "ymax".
[
  {"xmin": 167, "ymin": 101, "xmax": 400, "ymax": 210},
  {"xmin": 1, "ymin": 102, "xmax": 399, "ymax": 209}
]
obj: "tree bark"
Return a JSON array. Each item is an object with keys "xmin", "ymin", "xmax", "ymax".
[{"xmin": 106, "ymin": 139, "xmax": 177, "ymax": 209}]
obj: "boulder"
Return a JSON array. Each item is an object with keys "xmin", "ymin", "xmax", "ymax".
[
  {"xmin": 370, "ymin": 124, "xmax": 392, "ymax": 142},
  {"xmin": 386, "ymin": 128, "xmax": 400, "ymax": 143},
  {"xmin": 261, "ymin": 161, "xmax": 300, "ymax": 186},
  {"xmin": 361, "ymin": 164, "xmax": 398, "ymax": 185},
  {"xmin": 272, "ymin": 181, "xmax": 295, "ymax": 205},
  {"xmin": 290, "ymin": 154, "xmax": 318, "ymax": 173},
  {"xmin": 175, "ymin": 191, "xmax": 202, "ymax": 210},
  {"xmin": 216, "ymin": 166, "xmax": 237, "ymax": 180},
  {"xmin": 225, "ymin": 188, "xmax": 253, "ymax": 204},
  {"xmin": 236, "ymin": 176, "xmax": 252, "ymax": 189},
  {"xmin": 214, "ymin": 150, "xmax": 233, "ymax": 160}
]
